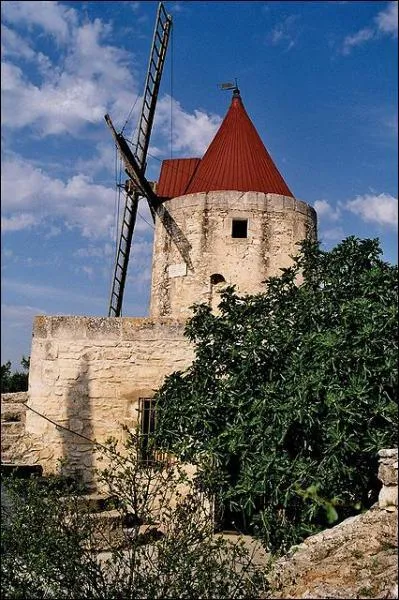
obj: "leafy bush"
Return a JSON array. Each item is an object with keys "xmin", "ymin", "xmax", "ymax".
[
  {"xmin": 1, "ymin": 431, "xmax": 269, "ymax": 599},
  {"xmin": 1, "ymin": 474, "xmax": 95, "ymax": 599},
  {"xmin": 155, "ymin": 237, "xmax": 398, "ymax": 551}
]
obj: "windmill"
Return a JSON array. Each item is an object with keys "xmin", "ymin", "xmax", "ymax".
[{"xmin": 105, "ymin": 2, "xmax": 191, "ymax": 317}]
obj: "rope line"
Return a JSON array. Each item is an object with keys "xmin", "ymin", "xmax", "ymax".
[
  {"xmin": 115, "ymin": 152, "xmax": 123, "ymax": 262},
  {"xmin": 23, "ymin": 403, "xmax": 120, "ymax": 458},
  {"xmin": 137, "ymin": 209, "xmax": 156, "ymax": 230},
  {"xmin": 21, "ymin": 403, "xmax": 171, "ymax": 472},
  {"xmin": 121, "ymin": 93, "xmax": 141, "ymax": 137}
]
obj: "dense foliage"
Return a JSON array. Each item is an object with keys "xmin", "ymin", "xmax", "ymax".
[
  {"xmin": 1, "ymin": 357, "xmax": 30, "ymax": 393},
  {"xmin": 155, "ymin": 237, "xmax": 398, "ymax": 551},
  {"xmin": 1, "ymin": 432, "xmax": 268, "ymax": 599}
]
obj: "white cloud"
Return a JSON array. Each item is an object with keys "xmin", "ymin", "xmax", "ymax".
[
  {"xmin": 1, "ymin": 154, "xmax": 115, "ymax": 238},
  {"xmin": 155, "ymin": 95, "xmax": 222, "ymax": 156},
  {"xmin": 321, "ymin": 227, "xmax": 345, "ymax": 242},
  {"xmin": 314, "ymin": 200, "xmax": 345, "ymax": 245},
  {"xmin": 45, "ymin": 226, "xmax": 62, "ymax": 239},
  {"xmin": 0, "ymin": 150, "xmax": 157, "ymax": 240},
  {"xmin": 78, "ymin": 94, "xmax": 221, "ymax": 177},
  {"xmin": 1, "ymin": 0, "xmax": 223, "ymax": 182},
  {"xmin": 268, "ymin": 15, "xmax": 299, "ymax": 52},
  {"xmin": 345, "ymin": 193, "xmax": 398, "ymax": 229},
  {"xmin": 127, "ymin": 266, "xmax": 152, "ymax": 286},
  {"xmin": 82, "ymin": 265, "xmax": 94, "ymax": 278},
  {"xmin": 1, "ymin": 0, "xmax": 77, "ymax": 43},
  {"xmin": 2, "ymin": 213, "xmax": 39, "ymax": 232},
  {"xmin": 314, "ymin": 199, "xmax": 341, "ymax": 222},
  {"xmin": 1, "ymin": 24, "xmax": 36, "ymax": 60},
  {"xmin": 1, "ymin": 303, "xmax": 46, "ymax": 322},
  {"xmin": 75, "ymin": 143, "xmax": 117, "ymax": 177},
  {"xmin": 314, "ymin": 193, "xmax": 398, "ymax": 236},
  {"xmin": 342, "ymin": 1, "xmax": 398, "ymax": 54},
  {"xmin": 342, "ymin": 28, "xmax": 374, "ymax": 55},
  {"xmin": 1, "ymin": 7, "xmax": 137, "ymax": 136},
  {"xmin": 74, "ymin": 244, "xmax": 114, "ymax": 259},
  {"xmin": 169, "ymin": 2, "xmax": 188, "ymax": 14},
  {"xmin": 375, "ymin": 1, "xmax": 398, "ymax": 36}
]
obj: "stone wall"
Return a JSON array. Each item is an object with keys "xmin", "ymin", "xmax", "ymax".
[
  {"xmin": 21, "ymin": 316, "xmax": 193, "ymax": 486},
  {"xmin": 0, "ymin": 392, "xmax": 28, "ymax": 463},
  {"xmin": 378, "ymin": 448, "xmax": 398, "ymax": 510},
  {"xmin": 150, "ymin": 191, "xmax": 317, "ymax": 318}
]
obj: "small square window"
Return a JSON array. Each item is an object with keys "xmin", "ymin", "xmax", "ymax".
[{"xmin": 232, "ymin": 219, "xmax": 248, "ymax": 238}]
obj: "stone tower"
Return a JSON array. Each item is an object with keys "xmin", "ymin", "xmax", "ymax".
[{"xmin": 150, "ymin": 89, "xmax": 317, "ymax": 318}]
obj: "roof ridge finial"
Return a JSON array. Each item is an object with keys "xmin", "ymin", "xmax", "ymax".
[
  {"xmin": 218, "ymin": 79, "xmax": 241, "ymax": 98},
  {"xmin": 233, "ymin": 78, "xmax": 240, "ymax": 97}
]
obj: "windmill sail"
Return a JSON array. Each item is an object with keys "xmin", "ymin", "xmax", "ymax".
[{"xmin": 107, "ymin": 2, "xmax": 172, "ymax": 317}]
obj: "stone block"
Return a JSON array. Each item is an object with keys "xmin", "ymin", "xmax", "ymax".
[
  {"xmin": 267, "ymin": 194, "xmax": 284, "ymax": 211},
  {"xmin": 283, "ymin": 196, "xmax": 294, "ymax": 210},
  {"xmin": 85, "ymin": 318, "xmax": 122, "ymax": 340},
  {"xmin": 58, "ymin": 367, "xmax": 81, "ymax": 381},
  {"xmin": 1, "ymin": 392, "xmax": 29, "ymax": 405},
  {"xmin": 81, "ymin": 347, "xmax": 104, "ymax": 361},
  {"xmin": 89, "ymin": 382, "xmax": 118, "ymax": 399},
  {"xmin": 33, "ymin": 316, "xmax": 50, "ymax": 338},
  {"xmin": 378, "ymin": 485, "xmax": 398, "ymax": 509},
  {"xmin": 379, "ymin": 463, "xmax": 398, "ymax": 486},
  {"xmin": 379, "ymin": 448, "xmax": 398, "ymax": 460},
  {"xmin": 50, "ymin": 317, "xmax": 88, "ymax": 340}
]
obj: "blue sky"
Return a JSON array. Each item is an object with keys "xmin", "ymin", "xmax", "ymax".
[{"xmin": 1, "ymin": 0, "xmax": 398, "ymax": 368}]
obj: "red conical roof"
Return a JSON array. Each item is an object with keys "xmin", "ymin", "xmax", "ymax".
[{"xmin": 185, "ymin": 92, "xmax": 293, "ymax": 197}]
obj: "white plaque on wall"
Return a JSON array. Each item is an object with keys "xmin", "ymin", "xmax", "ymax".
[{"xmin": 168, "ymin": 263, "xmax": 187, "ymax": 278}]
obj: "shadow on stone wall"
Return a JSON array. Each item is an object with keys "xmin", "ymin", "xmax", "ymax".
[{"xmin": 60, "ymin": 359, "xmax": 95, "ymax": 490}]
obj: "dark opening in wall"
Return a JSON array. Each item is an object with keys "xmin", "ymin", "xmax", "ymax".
[
  {"xmin": 137, "ymin": 397, "xmax": 169, "ymax": 465},
  {"xmin": 210, "ymin": 273, "xmax": 226, "ymax": 285},
  {"xmin": 232, "ymin": 219, "xmax": 248, "ymax": 238},
  {"xmin": 138, "ymin": 397, "xmax": 156, "ymax": 463}
]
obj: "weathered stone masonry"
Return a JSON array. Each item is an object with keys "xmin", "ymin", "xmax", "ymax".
[
  {"xmin": 20, "ymin": 317, "xmax": 193, "ymax": 483},
  {"xmin": 150, "ymin": 192, "xmax": 317, "ymax": 318}
]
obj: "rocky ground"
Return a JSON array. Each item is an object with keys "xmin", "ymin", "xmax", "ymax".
[{"xmin": 266, "ymin": 505, "xmax": 398, "ymax": 599}]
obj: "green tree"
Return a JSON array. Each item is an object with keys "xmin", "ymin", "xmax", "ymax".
[
  {"xmin": 155, "ymin": 237, "xmax": 398, "ymax": 551},
  {"xmin": 1, "ymin": 356, "xmax": 30, "ymax": 394}
]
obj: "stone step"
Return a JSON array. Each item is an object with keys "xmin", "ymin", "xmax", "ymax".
[
  {"xmin": 0, "ymin": 432, "xmax": 23, "ymax": 453},
  {"xmin": 88, "ymin": 509, "xmax": 126, "ymax": 551},
  {"xmin": 1, "ymin": 402, "xmax": 27, "ymax": 423},
  {"xmin": 1, "ymin": 392, "xmax": 29, "ymax": 405},
  {"xmin": 87, "ymin": 510, "xmax": 159, "ymax": 551},
  {"xmin": 1, "ymin": 421, "xmax": 25, "ymax": 435},
  {"xmin": 61, "ymin": 493, "xmax": 120, "ymax": 513},
  {"xmin": 0, "ymin": 445, "xmax": 21, "ymax": 463}
]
